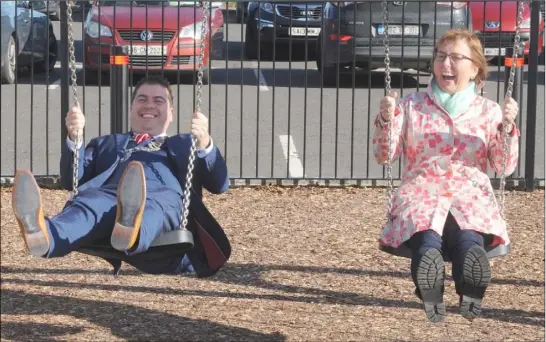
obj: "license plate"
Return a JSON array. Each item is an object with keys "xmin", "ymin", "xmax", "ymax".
[
  {"xmin": 377, "ymin": 24, "xmax": 420, "ymax": 36},
  {"xmin": 212, "ymin": 1, "xmax": 235, "ymax": 9},
  {"xmin": 127, "ymin": 45, "xmax": 168, "ymax": 56},
  {"xmin": 289, "ymin": 27, "xmax": 321, "ymax": 36},
  {"xmin": 484, "ymin": 47, "xmax": 506, "ymax": 56}
]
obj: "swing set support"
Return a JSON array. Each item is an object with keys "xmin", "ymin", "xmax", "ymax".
[{"xmin": 109, "ymin": 46, "xmax": 130, "ymax": 134}]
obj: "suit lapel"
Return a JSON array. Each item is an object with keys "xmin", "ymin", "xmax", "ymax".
[{"xmin": 78, "ymin": 133, "xmax": 131, "ymax": 192}]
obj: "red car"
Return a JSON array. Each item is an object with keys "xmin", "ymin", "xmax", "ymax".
[
  {"xmin": 470, "ymin": 1, "xmax": 544, "ymax": 60},
  {"xmin": 83, "ymin": 0, "xmax": 224, "ymax": 84}
]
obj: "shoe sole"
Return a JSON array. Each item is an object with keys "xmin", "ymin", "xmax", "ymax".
[
  {"xmin": 460, "ymin": 245, "xmax": 491, "ymax": 321},
  {"xmin": 111, "ymin": 162, "xmax": 146, "ymax": 251},
  {"xmin": 416, "ymin": 248, "xmax": 446, "ymax": 323},
  {"xmin": 12, "ymin": 170, "xmax": 50, "ymax": 257}
]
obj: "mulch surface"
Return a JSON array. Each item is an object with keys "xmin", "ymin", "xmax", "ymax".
[{"xmin": 1, "ymin": 186, "xmax": 544, "ymax": 341}]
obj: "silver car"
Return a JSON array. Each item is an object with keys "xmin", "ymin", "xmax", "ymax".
[{"xmin": 1, "ymin": 1, "xmax": 58, "ymax": 84}]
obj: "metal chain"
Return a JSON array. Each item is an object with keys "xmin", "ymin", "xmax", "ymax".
[
  {"xmin": 66, "ymin": 0, "xmax": 80, "ymax": 198},
  {"xmin": 180, "ymin": 0, "xmax": 210, "ymax": 232},
  {"xmin": 382, "ymin": 0, "xmax": 394, "ymax": 223},
  {"xmin": 499, "ymin": 0, "xmax": 526, "ymax": 219}
]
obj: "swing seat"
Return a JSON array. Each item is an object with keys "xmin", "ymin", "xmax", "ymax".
[
  {"xmin": 77, "ymin": 229, "xmax": 194, "ymax": 274},
  {"xmin": 379, "ymin": 243, "xmax": 510, "ymax": 262}
]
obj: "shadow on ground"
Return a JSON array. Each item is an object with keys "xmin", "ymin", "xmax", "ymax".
[
  {"xmin": 2, "ymin": 263, "xmax": 543, "ymax": 328},
  {"xmin": 1, "ymin": 289, "xmax": 285, "ymax": 341}
]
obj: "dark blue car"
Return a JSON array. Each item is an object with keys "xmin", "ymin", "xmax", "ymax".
[
  {"xmin": 1, "ymin": 1, "xmax": 58, "ymax": 84},
  {"xmin": 244, "ymin": 2, "xmax": 323, "ymax": 60}
]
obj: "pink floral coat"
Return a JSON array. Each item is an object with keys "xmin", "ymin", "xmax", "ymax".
[{"xmin": 372, "ymin": 82, "xmax": 520, "ymax": 249}]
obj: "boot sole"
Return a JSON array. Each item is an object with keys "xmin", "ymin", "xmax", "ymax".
[
  {"xmin": 460, "ymin": 245, "xmax": 491, "ymax": 321},
  {"xmin": 416, "ymin": 248, "xmax": 446, "ymax": 323},
  {"xmin": 111, "ymin": 162, "xmax": 146, "ymax": 251},
  {"xmin": 12, "ymin": 170, "xmax": 50, "ymax": 257}
]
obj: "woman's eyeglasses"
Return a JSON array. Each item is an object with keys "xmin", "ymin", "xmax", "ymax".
[{"xmin": 434, "ymin": 52, "xmax": 473, "ymax": 64}]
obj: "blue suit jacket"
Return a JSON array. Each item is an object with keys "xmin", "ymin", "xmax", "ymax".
[{"xmin": 59, "ymin": 132, "xmax": 231, "ymax": 278}]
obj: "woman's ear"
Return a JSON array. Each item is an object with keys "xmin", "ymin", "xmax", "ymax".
[{"xmin": 471, "ymin": 64, "xmax": 479, "ymax": 80}]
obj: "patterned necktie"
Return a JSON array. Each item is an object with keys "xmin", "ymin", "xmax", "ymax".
[{"xmin": 134, "ymin": 133, "xmax": 152, "ymax": 144}]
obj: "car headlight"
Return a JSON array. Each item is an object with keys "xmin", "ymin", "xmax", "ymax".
[
  {"xmin": 179, "ymin": 22, "xmax": 207, "ymax": 39},
  {"xmin": 86, "ymin": 20, "xmax": 112, "ymax": 38},
  {"xmin": 521, "ymin": 17, "xmax": 531, "ymax": 29},
  {"xmin": 259, "ymin": 2, "xmax": 274, "ymax": 13}
]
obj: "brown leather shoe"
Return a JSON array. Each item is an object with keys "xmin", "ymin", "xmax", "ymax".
[
  {"xmin": 12, "ymin": 169, "xmax": 50, "ymax": 257},
  {"xmin": 111, "ymin": 161, "xmax": 146, "ymax": 251}
]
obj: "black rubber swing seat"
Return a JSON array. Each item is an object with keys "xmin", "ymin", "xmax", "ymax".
[
  {"xmin": 379, "ymin": 243, "xmax": 510, "ymax": 262},
  {"xmin": 77, "ymin": 229, "xmax": 194, "ymax": 263}
]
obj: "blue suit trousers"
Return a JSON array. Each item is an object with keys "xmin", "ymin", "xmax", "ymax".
[{"xmin": 45, "ymin": 186, "xmax": 183, "ymax": 258}]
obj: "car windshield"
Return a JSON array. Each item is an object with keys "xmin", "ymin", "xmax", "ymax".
[{"xmin": 98, "ymin": 1, "xmax": 200, "ymax": 7}]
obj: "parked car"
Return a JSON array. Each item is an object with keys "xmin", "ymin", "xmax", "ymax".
[
  {"xmin": 20, "ymin": 0, "xmax": 89, "ymax": 21},
  {"xmin": 244, "ymin": 2, "xmax": 323, "ymax": 60},
  {"xmin": 470, "ymin": 1, "xmax": 544, "ymax": 60},
  {"xmin": 1, "ymin": 1, "xmax": 58, "ymax": 84},
  {"xmin": 316, "ymin": 1, "xmax": 471, "ymax": 85},
  {"xmin": 83, "ymin": 0, "xmax": 225, "ymax": 84}
]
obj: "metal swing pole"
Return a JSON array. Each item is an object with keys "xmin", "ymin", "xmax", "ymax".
[
  {"xmin": 524, "ymin": 0, "xmax": 541, "ymax": 192},
  {"xmin": 60, "ymin": 0, "xmax": 69, "ymax": 143},
  {"xmin": 110, "ymin": 46, "xmax": 130, "ymax": 134}
]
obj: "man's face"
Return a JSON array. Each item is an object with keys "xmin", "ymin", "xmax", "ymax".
[{"xmin": 130, "ymin": 84, "xmax": 173, "ymax": 135}]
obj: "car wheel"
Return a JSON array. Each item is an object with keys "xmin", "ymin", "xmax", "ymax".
[
  {"xmin": 236, "ymin": 4, "xmax": 243, "ymax": 23},
  {"xmin": 319, "ymin": 65, "xmax": 339, "ymax": 87},
  {"xmin": 1, "ymin": 35, "xmax": 17, "ymax": 84},
  {"xmin": 83, "ymin": 68, "xmax": 102, "ymax": 85},
  {"xmin": 201, "ymin": 68, "xmax": 210, "ymax": 85},
  {"xmin": 316, "ymin": 37, "xmax": 339, "ymax": 87},
  {"xmin": 35, "ymin": 32, "xmax": 58, "ymax": 73},
  {"xmin": 244, "ymin": 25, "xmax": 258, "ymax": 60},
  {"xmin": 191, "ymin": 67, "xmax": 209, "ymax": 85}
]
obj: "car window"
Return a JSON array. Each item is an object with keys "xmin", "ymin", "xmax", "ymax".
[{"xmin": 98, "ymin": 1, "xmax": 200, "ymax": 6}]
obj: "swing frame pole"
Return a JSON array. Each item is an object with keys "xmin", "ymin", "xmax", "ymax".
[
  {"xmin": 524, "ymin": 0, "xmax": 541, "ymax": 192},
  {"xmin": 59, "ymin": 0, "xmax": 69, "ymax": 143},
  {"xmin": 109, "ymin": 46, "xmax": 130, "ymax": 134}
]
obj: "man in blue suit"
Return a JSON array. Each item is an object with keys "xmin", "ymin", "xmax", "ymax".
[{"xmin": 12, "ymin": 76, "xmax": 231, "ymax": 277}]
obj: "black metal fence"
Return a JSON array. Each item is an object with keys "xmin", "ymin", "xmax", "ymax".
[{"xmin": 1, "ymin": 0, "xmax": 544, "ymax": 189}]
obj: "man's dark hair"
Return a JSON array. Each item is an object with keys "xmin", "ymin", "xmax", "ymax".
[{"xmin": 131, "ymin": 75, "xmax": 174, "ymax": 106}]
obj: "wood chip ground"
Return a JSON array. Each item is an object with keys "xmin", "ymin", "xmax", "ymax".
[{"xmin": 1, "ymin": 187, "xmax": 544, "ymax": 341}]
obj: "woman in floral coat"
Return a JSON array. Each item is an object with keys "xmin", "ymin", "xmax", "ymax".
[{"xmin": 373, "ymin": 29, "xmax": 520, "ymax": 323}]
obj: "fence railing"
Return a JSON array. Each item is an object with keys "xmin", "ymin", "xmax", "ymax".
[{"xmin": 1, "ymin": 0, "xmax": 544, "ymax": 190}]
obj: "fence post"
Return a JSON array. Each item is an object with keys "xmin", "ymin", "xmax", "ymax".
[
  {"xmin": 60, "ymin": 1, "xmax": 69, "ymax": 141},
  {"xmin": 524, "ymin": 0, "xmax": 540, "ymax": 192},
  {"xmin": 109, "ymin": 46, "xmax": 129, "ymax": 134}
]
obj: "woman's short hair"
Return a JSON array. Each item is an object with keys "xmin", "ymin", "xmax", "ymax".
[{"xmin": 434, "ymin": 29, "xmax": 489, "ymax": 85}]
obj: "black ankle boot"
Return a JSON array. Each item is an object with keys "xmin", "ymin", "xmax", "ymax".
[
  {"xmin": 415, "ymin": 248, "xmax": 446, "ymax": 323},
  {"xmin": 459, "ymin": 245, "xmax": 491, "ymax": 321}
]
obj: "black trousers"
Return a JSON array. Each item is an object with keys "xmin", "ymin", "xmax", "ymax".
[{"xmin": 408, "ymin": 212, "xmax": 493, "ymax": 294}]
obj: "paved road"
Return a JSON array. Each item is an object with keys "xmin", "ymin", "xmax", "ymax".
[{"xmin": 1, "ymin": 11, "xmax": 544, "ymax": 183}]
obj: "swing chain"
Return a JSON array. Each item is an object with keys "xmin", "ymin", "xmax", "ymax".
[
  {"xmin": 499, "ymin": 0, "xmax": 526, "ymax": 219},
  {"xmin": 180, "ymin": 0, "xmax": 210, "ymax": 232},
  {"xmin": 382, "ymin": 0, "xmax": 394, "ymax": 223},
  {"xmin": 66, "ymin": 0, "xmax": 80, "ymax": 197},
  {"xmin": 64, "ymin": 0, "xmax": 209, "ymax": 233}
]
